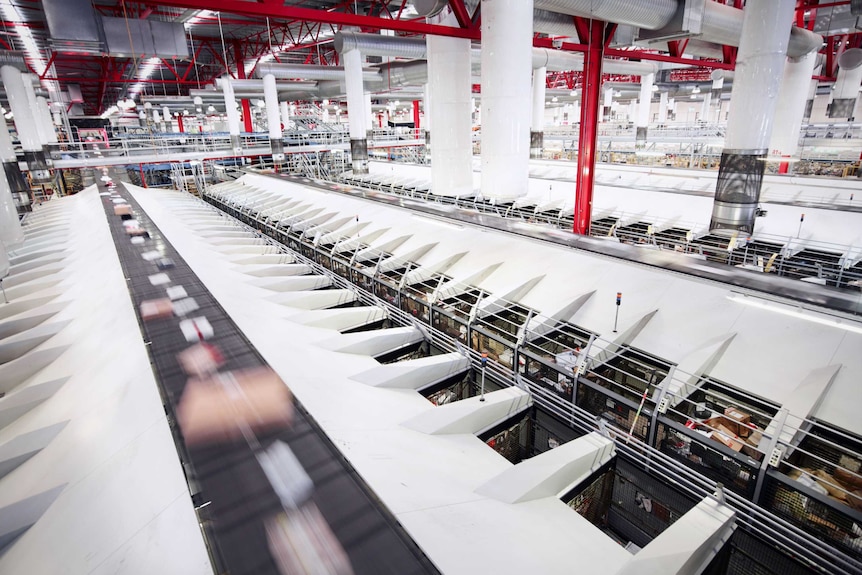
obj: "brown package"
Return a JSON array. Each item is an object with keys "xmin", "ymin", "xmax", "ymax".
[
  {"xmin": 125, "ymin": 226, "xmax": 148, "ymax": 236},
  {"xmin": 710, "ymin": 423, "xmax": 744, "ymax": 452},
  {"xmin": 834, "ymin": 467, "xmax": 862, "ymax": 490},
  {"xmin": 724, "ymin": 407, "xmax": 752, "ymax": 438},
  {"xmin": 114, "ymin": 204, "xmax": 132, "ymax": 216},
  {"xmin": 177, "ymin": 342, "xmax": 225, "ymax": 377},
  {"xmin": 177, "ymin": 367, "xmax": 294, "ymax": 448},
  {"xmin": 140, "ymin": 298, "xmax": 173, "ymax": 321},
  {"xmin": 812, "ymin": 469, "xmax": 847, "ymax": 501}
]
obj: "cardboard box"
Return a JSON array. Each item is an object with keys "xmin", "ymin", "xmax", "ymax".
[
  {"xmin": 113, "ymin": 204, "xmax": 132, "ymax": 216},
  {"xmin": 711, "ymin": 423, "xmax": 744, "ymax": 452},
  {"xmin": 140, "ymin": 298, "xmax": 173, "ymax": 321},
  {"xmin": 177, "ymin": 367, "xmax": 294, "ymax": 448},
  {"xmin": 724, "ymin": 406, "xmax": 752, "ymax": 437}
]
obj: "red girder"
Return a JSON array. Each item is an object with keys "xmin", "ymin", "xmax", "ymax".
[{"xmin": 134, "ymin": 0, "xmax": 479, "ymax": 39}]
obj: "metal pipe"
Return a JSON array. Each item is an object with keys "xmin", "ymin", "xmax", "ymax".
[
  {"xmin": 262, "ymin": 74, "xmax": 283, "ymax": 160},
  {"xmin": 2, "ymin": 65, "xmax": 49, "ymax": 182},
  {"xmin": 531, "ymin": 66, "xmax": 547, "ymax": 158},
  {"xmin": 828, "ymin": 48, "xmax": 862, "ymax": 119},
  {"xmin": 221, "ymin": 76, "xmax": 242, "ymax": 152},
  {"xmin": 770, "ymin": 51, "xmax": 818, "ymax": 161},
  {"xmin": 257, "ymin": 63, "xmax": 381, "ymax": 83},
  {"xmin": 343, "ymin": 48, "xmax": 368, "ymax": 174},
  {"xmin": 335, "ymin": 31, "xmax": 427, "ymax": 59},
  {"xmin": 710, "ymin": 0, "xmax": 796, "ymax": 235}
]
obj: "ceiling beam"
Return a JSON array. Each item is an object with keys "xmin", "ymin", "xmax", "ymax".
[{"xmin": 135, "ymin": 0, "xmax": 479, "ymax": 39}]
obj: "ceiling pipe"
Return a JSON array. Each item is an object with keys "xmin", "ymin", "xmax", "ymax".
[
  {"xmin": 256, "ymin": 63, "xmax": 380, "ymax": 82},
  {"xmin": 532, "ymin": 0, "xmax": 821, "ymax": 58},
  {"xmin": 214, "ymin": 79, "xmax": 318, "ymax": 91},
  {"xmin": 335, "ymin": 31, "xmax": 427, "ymax": 59}
]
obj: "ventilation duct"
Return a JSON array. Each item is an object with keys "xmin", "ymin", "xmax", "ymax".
[
  {"xmin": 412, "ymin": 0, "xmax": 450, "ymax": 17},
  {"xmin": 102, "ymin": 17, "xmax": 189, "ymax": 59},
  {"xmin": 257, "ymin": 63, "xmax": 381, "ymax": 83},
  {"xmin": 42, "ymin": 0, "xmax": 104, "ymax": 55},
  {"xmin": 0, "ymin": 52, "xmax": 27, "ymax": 72},
  {"xmin": 534, "ymin": 0, "xmax": 678, "ymax": 30},
  {"xmin": 43, "ymin": 0, "xmax": 188, "ymax": 58},
  {"xmin": 335, "ymin": 32, "xmax": 427, "ymax": 59}
]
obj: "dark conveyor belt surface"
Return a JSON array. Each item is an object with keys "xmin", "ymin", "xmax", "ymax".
[{"xmin": 98, "ymin": 180, "xmax": 439, "ymax": 575}]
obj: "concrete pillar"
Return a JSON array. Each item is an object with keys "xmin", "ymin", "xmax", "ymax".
[
  {"xmin": 531, "ymin": 66, "xmax": 547, "ymax": 158},
  {"xmin": 0, "ymin": 114, "xmax": 28, "ymax": 211},
  {"xmin": 221, "ymin": 78, "xmax": 242, "ymax": 153},
  {"xmin": 769, "ymin": 51, "xmax": 818, "ymax": 168},
  {"xmin": 427, "ymin": 12, "xmax": 472, "ymax": 196},
  {"xmin": 262, "ymin": 74, "xmax": 284, "ymax": 161},
  {"xmin": 481, "ymin": 0, "xmax": 534, "ymax": 201},
  {"xmin": 709, "ymin": 0, "xmax": 796, "ymax": 236},
  {"xmin": 658, "ymin": 91, "xmax": 668, "ymax": 124},
  {"xmin": 636, "ymin": 73, "xmax": 653, "ymax": 148},
  {"xmin": 828, "ymin": 48, "xmax": 862, "ymax": 119},
  {"xmin": 343, "ymin": 48, "xmax": 368, "ymax": 174},
  {"xmin": 2, "ymin": 65, "xmax": 49, "ymax": 183}
]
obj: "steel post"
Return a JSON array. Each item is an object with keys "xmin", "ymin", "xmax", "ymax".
[{"xmin": 574, "ymin": 21, "xmax": 605, "ymax": 235}]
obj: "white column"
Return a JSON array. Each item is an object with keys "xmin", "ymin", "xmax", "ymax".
[
  {"xmin": 36, "ymin": 96, "xmax": 57, "ymax": 144},
  {"xmin": 710, "ymin": 0, "xmax": 796, "ymax": 235},
  {"xmin": 365, "ymin": 92, "xmax": 373, "ymax": 132},
  {"xmin": 769, "ymin": 51, "xmax": 818, "ymax": 159},
  {"xmin": 262, "ymin": 74, "xmax": 284, "ymax": 161},
  {"xmin": 280, "ymin": 101, "xmax": 291, "ymax": 131},
  {"xmin": 531, "ymin": 66, "xmax": 546, "ymax": 158},
  {"xmin": 804, "ymin": 61, "xmax": 821, "ymax": 120},
  {"xmin": 2, "ymin": 65, "xmax": 50, "ymax": 182},
  {"xmin": 481, "ymin": 0, "xmax": 534, "ymax": 201},
  {"xmin": 0, "ymin": 114, "xmax": 22, "ymax": 250},
  {"xmin": 658, "ymin": 91, "xmax": 668, "ymax": 123},
  {"xmin": 423, "ymin": 82, "xmax": 432, "ymax": 158},
  {"xmin": 602, "ymin": 87, "xmax": 613, "ymax": 121},
  {"xmin": 427, "ymin": 12, "xmax": 473, "ymax": 197},
  {"xmin": 222, "ymin": 78, "xmax": 242, "ymax": 152},
  {"xmin": 828, "ymin": 48, "xmax": 862, "ymax": 119},
  {"xmin": 700, "ymin": 91, "xmax": 712, "ymax": 122},
  {"xmin": 343, "ymin": 48, "xmax": 369, "ymax": 173},
  {"xmin": 636, "ymin": 73, "xmax": 653, "ymax": 147},
  {"xmin": 710, "ymin": 74, "xmax": 725, "ymax": 124}
]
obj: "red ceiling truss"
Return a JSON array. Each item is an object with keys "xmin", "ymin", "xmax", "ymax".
[{"xmin": 2, "ymin": 0, "xmax": 856, "ymax": 115}]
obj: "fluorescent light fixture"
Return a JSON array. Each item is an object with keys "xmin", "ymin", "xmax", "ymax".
[
  {"xmin": 727, "ymin": 292, "xmax": 862, "ymax": 335},
  {"xmin": 129, "ymin": 57, "xmax": 161, "ymax": 98}
]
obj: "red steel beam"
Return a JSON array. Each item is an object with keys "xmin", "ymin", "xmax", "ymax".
[
  {"xmin": 449, "ymin": 0, "xmax": 472, "ymax": 29},
  {"xmin": 135, "ymin": 0, "xmax": 480, "ymax": 39},
  {"xmin": 574, "ymin": 20, "xmax": 605, "ymax": 236}
]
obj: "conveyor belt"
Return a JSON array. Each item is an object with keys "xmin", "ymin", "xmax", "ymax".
[{"xmin": 97, "ymin": 181, "xmax": 439, "ymax": 575}]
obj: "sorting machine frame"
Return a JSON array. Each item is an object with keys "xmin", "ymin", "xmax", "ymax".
[{"xmin": 200, "ymin": 177, "xmax": 862, "ymax": 575}]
